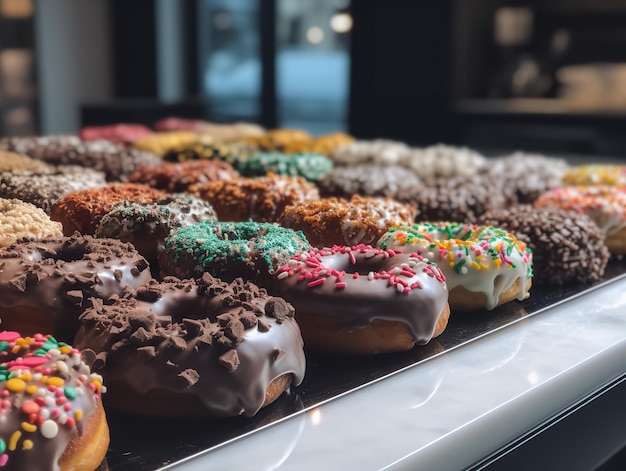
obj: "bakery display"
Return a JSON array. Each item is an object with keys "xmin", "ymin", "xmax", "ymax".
[{"xmin": 1, "ymin": 122, "xmax": 624, "ymax": 469}]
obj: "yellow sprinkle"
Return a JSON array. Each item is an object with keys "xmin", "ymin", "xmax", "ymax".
[
  {"xmin": 8, "ymin": 431, "xmax": 21, "ymax": 451},
  {"xmin": 22, "ymin": 439, "xmax": 33, "ymax": 450},
  {"xmin": 20, "ymin": 372, "xmax": 32, "ymax": 382},
  {"xmin": 21, "ymin": 422, "xmax": 37, "ymax": 433},
  {"xmin": 6, "ymin": 378, "xmax": 26, "ymax": 392},
  {"xmin": 92, "ymin": 380, "xmax": 102, "ymax": 390},
  {"xmin": 11, "ymin": 346, "xmax": 21, "ymax": 354},
  {"xmin": 25, "ymin": 385, "xmax": 38, "ymax": 395},
  {"xmin": 59, "ymin": 346, "xmax": 71, "ymax": 354},
  {"xmin": 74, "ymin": 410, "xmax": 83, "ymax": 421},
  {"xmin": 472, "ymin": 261, "xmax": 481, "ymax": 270},
  {"xmin": 46, "ymin": 377, "xmax": 64, "ymax": 387},
  {"xmin": 39, "ymin": 376, "xmax": 48, "ymax": 384}
]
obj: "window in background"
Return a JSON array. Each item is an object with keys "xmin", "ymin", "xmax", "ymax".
[
  {"xmin": 198, "ymin": 0, "xmax": 261, "ymax": 122},
  {"xmin": 198, "ymin": 0, "xmax": 351, "ymax": 135},
  {"xmin": 276, "ymin": 0, "xmax": 351, "ymax": 134}
]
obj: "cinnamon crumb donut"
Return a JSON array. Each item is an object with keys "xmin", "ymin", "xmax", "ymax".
[
  {"xmin": 190, "ymin": 173, "xmax": 319, "ymax": 223},
  {"xmin": 278, "ymin": 195, "xmax": 416, "ymax": 248},
  {"xmin": 74, "ymin": 275, "xmax": 305, "ymax": 419},
  {"xmin": 271, "ymin": 245, "xmax": 450, "ymax": 354},
  {"xmin": 159, "ymin": 220, "xmax": 310, "ymax": 284},
  {"xmin": 128, "ymin": 159, "xmax": 239, "ymax": 192},
  {"xmin": 51, "ymin": 183, "xmax": 166, "ymax": 235},
  {"xmin": 479, "ymin": 205, "xmax": 610, "ymax": 285},
  {"xmin": 0, "ymin": 166, "xmax": 107, "ymax": 214},
  {"xmin": 534, "ymin": 186, "xmax": 626, "ymax": 255},
  {"xmin": 0, "ymin": 233, "xmax": 152, "ymax": 341},
  {"xmin": 318, "ymin": 164, "xmax": 423, "ymax": 199},
  {"xmin": 0, "ymin": 198, "xmax": 63, "ymax": 248},
  {"xmin": 0, "ymin": 135, "xmax": 161, "ymax": 182},
  {"xmin": 95, "ymin": 194, "xmax": 218, "ymax": 266},
  {"xmin": 0, "ymin": 331, "xmax": 109, "ymax": 471}
]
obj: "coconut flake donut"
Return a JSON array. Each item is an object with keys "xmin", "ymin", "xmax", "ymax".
[
  {"xmin": 534, "ymin": 186, "xmax": 626, "ymax": 254},
  {"xmin": 74, "ymin": 275, "xmax": 305, "ymax": 419},
  {"xmin": 318, "ymin": 164, "xmax": 423, "ymax": 199},
  {"xmin": 190, "ymin": 173, "xmax": 319, "ymax": 223},
  {"xmin": 330, "ymin": 139, "xmax": 412, "ymax": 166},
  {"xmin": 159, "ymin": 220, "xmax": 310, "ymax": 284},
  {"xmin": 377, "ymin": 222, "xmax": 533, "ymax": 311},
  {"xmin": 128, "ymin": 159, "xmax": 239, "ymax": 192},
  {"xmin": 278, "ymin": 195, "xmax": 416, "ymax": 248},
  {"xmin": 0, "ymin": 150, "xmax": 54, "ymax": 173},
  {"xmin": 485, "ymin": 152, "xmax": 571, "ymax": 204},
  {"xmin": 562, "ymin": 164, "xmax": 626, "ymax": 187},
  {"xmin": 95, "ymin": 193, "xmax": 218, "ymax": 266},
  {"xmin": 0, "ymin": 331, "xmax": 109, "ymax": 471},
  {"xmin": 0, "ymin": 166, "xmax": 107, "ymax": 215},
  {"xmin": 51, "ymin": 183, "xmax": 166, "ymax": 235},
  {"xmin": 0, "ymin": 198, "xmax": 63, "ymax": 248},
  {"xmin": 479, "ymin": 205, "xmax": 610, "ymax": 285},
  {"xmin": 404, "ymin": 144, "xmax": 487, "ymax": 183},
  {"xmin": 271, "ymin": 245, "xmax": 450, "ymax": 354},
  {"xmin": 0, "ymin": 233, "xmax": 152, "ymax": 342}
]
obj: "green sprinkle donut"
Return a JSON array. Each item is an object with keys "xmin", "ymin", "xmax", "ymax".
[
  {"xmin": 236, "ymin": 151, "xmax": 333, "ymax": 182},
  {"xmin": 158, "ymin": 220, "xmax": 310, "ymax": 284}
]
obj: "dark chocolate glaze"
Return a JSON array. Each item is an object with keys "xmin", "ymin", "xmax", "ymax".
[
  {"xmin": 272, "ymin": 245, "xmax": 449, "ymax": 345},
  {"xmin": 0, "ymin": 234, "xmax": 152, "ymax": 343},
  {"xmin": 74, "ymin": 275, "xmax": 306, "ymax": 419}
]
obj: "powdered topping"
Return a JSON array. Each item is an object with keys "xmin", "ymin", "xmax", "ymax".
[
  {"xmin": 0, "ymin": 332, "xmax": 104, "ymax": 470},
  {"xmin": 378, "ymin": 222, "xmax": 533, "ymax": 310},
  {"xmin": 0, "ymin": 199, "xmax": 63, "ymax": 248}
]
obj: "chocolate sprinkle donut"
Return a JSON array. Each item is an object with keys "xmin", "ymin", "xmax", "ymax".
[{"xmin": 478, "ymin": 205, "xmax": 610, "ymax": 285}]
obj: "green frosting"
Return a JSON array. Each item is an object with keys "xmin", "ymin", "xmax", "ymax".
[
  {"xmin": 163, "ymin": 220, "xmax": 310, "ymax": 276},
  {"xmin": 236, "ymin": 151, "xmax": 333, "ymax": 182}
]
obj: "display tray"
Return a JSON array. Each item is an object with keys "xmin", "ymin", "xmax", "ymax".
[{"xmin": 101, "ymin": 258, "xmax": 626, "ymax": 471}]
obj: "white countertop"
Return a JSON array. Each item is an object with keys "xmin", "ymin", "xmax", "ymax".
[{"xmin": 166, "ymin": 277, "xmax": 626, "ymax": 471}]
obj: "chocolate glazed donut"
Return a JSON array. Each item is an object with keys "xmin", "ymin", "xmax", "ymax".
[
  {"xmin": 74, "ymin": 275, "xmax": 306, "ymax": 419},
  {"xmin": 0, "ymin": 233, "xmax": 152, "ymax": 343}
]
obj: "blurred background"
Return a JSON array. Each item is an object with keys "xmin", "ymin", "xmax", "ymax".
[{"xmin": 3, "ymin": 0, "xmax": 626, "ymax": 155}]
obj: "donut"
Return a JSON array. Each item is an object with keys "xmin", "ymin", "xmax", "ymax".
[
  {"xmin": 271, "ymin": 244, "xmax": 450, "ymax": 354},
  {"xmin": 403, "ymin": 144, "xmax": 486, "ymax": 183},
  {"xmin": 0, "ymin": 150, "xmax": 54, "ymax": 173},
  {"xmin": 79, "ymin": 123, "xmax": 154, "ymax": 144},
  {"xmin": 0, "ymin": 135, "xmax": 161, "ymax": 182},
  {"xmin": 330, "ymin": 139, "xmax": 412, "ymax": 166},
  {"xmin": 153, "ymin": 117, "xmax": 211, "ymax": 133},
  {"xmin": 0, "ymin": 331, "xmax": 109, "ymax": 470},
  {"xmin": 0, "ymin": 233, "xmax": 152, "ymax": 342},
  {"xmin": 485, "ymin": 152, "xmax": 570, "ymax": 204},
  {"xmin": 74, "ymin": 275, "xmax": 305, "ymax": 419},
  {"xmin": 479, "ymin": 205, "xmax": 610, "ymax": 285},
  {"xmin": 132, "ymin": 131, "xmax": 206, "ymax": 156},
  {"xmin": 158, "ymin": 220, "xmax": 310, "ymax": 284},
  {"xmin": 235, "ymin": 151, "xmax": 333, "ymax": 182},
  {"xmin": 534, "ymin": 186, "xmax": 626, "ymax": 254},
  {"xmin": 128, "ymin": 159, "xmax": 239, "ymax": 192},
  {"xmin": 162, "ymin": 141, "xmax": 257, "ymax": 166},
  {"xmin": 278, "ymin": 195, "xmax": 416, "ymax": 248},
  {"xmin": 244, "ymin": 129, "xmax": 312, "ymax": 152},
  {"xmin": 286, "ymin": 132, "xmax": 355, "ymax": 156},
  {"xmin": 0, "ymin": 166, "xmax": 107, "ymax": 215},
  {"xmin": 95, "ymin": 193, "xmax": 218, "ymax": 266},
  {"xmin": 377, "ymin": 223, "xmax": 533, "ymax": 311},
  {"xmin": 190, "ymin": 173, "xmax": 319, "ymax": 223},
  {"xmin": 0, "ymin": 198, "xmax": 63, "ymax": 248},
  {"xmin": 318, "ymin": 164, "xmax": 423, "ymax": 199},
  {"xmin": 400, "ymin": 174, "xmax": 507, "ymax": 223},
  {"xmin": 51, "ymin": 183, "xmax": 166, "ymax": 235},
  {"xmin": 154, "ymin": 118, "xmax": 265, "ymax": 140},
  {"xmin": 562, "ymin": 164, "xmax": 626, "ymax": 187}
]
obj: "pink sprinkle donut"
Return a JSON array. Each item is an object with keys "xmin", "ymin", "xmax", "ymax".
[{"xmin": 271, "ymin": 244, "xmax": 450, "ymax": 354}]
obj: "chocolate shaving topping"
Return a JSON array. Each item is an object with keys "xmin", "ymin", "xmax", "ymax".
[
  {"xmin": 271, "ymin": 348, "xmax": 285, "ymax": 362},
  {"xmin": 177, "ymin": 368, "xmax": 200, "ymax": 389},
  {"xmin": 66, "ymin": 290, "xmax": 84, "ymax": 306},
  {"xmin": 218, "ymin": 349, "xmax": 240, "ymax": 372}
]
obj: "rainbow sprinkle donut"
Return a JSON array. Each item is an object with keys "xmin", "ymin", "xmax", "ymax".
[
  {"xmin": 377, "ymin": 222, "xmax": 533, "ymax": 311},
  {"xmin": 0, "ymin": 332, "xmax": 108, "ymax": 470}
]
